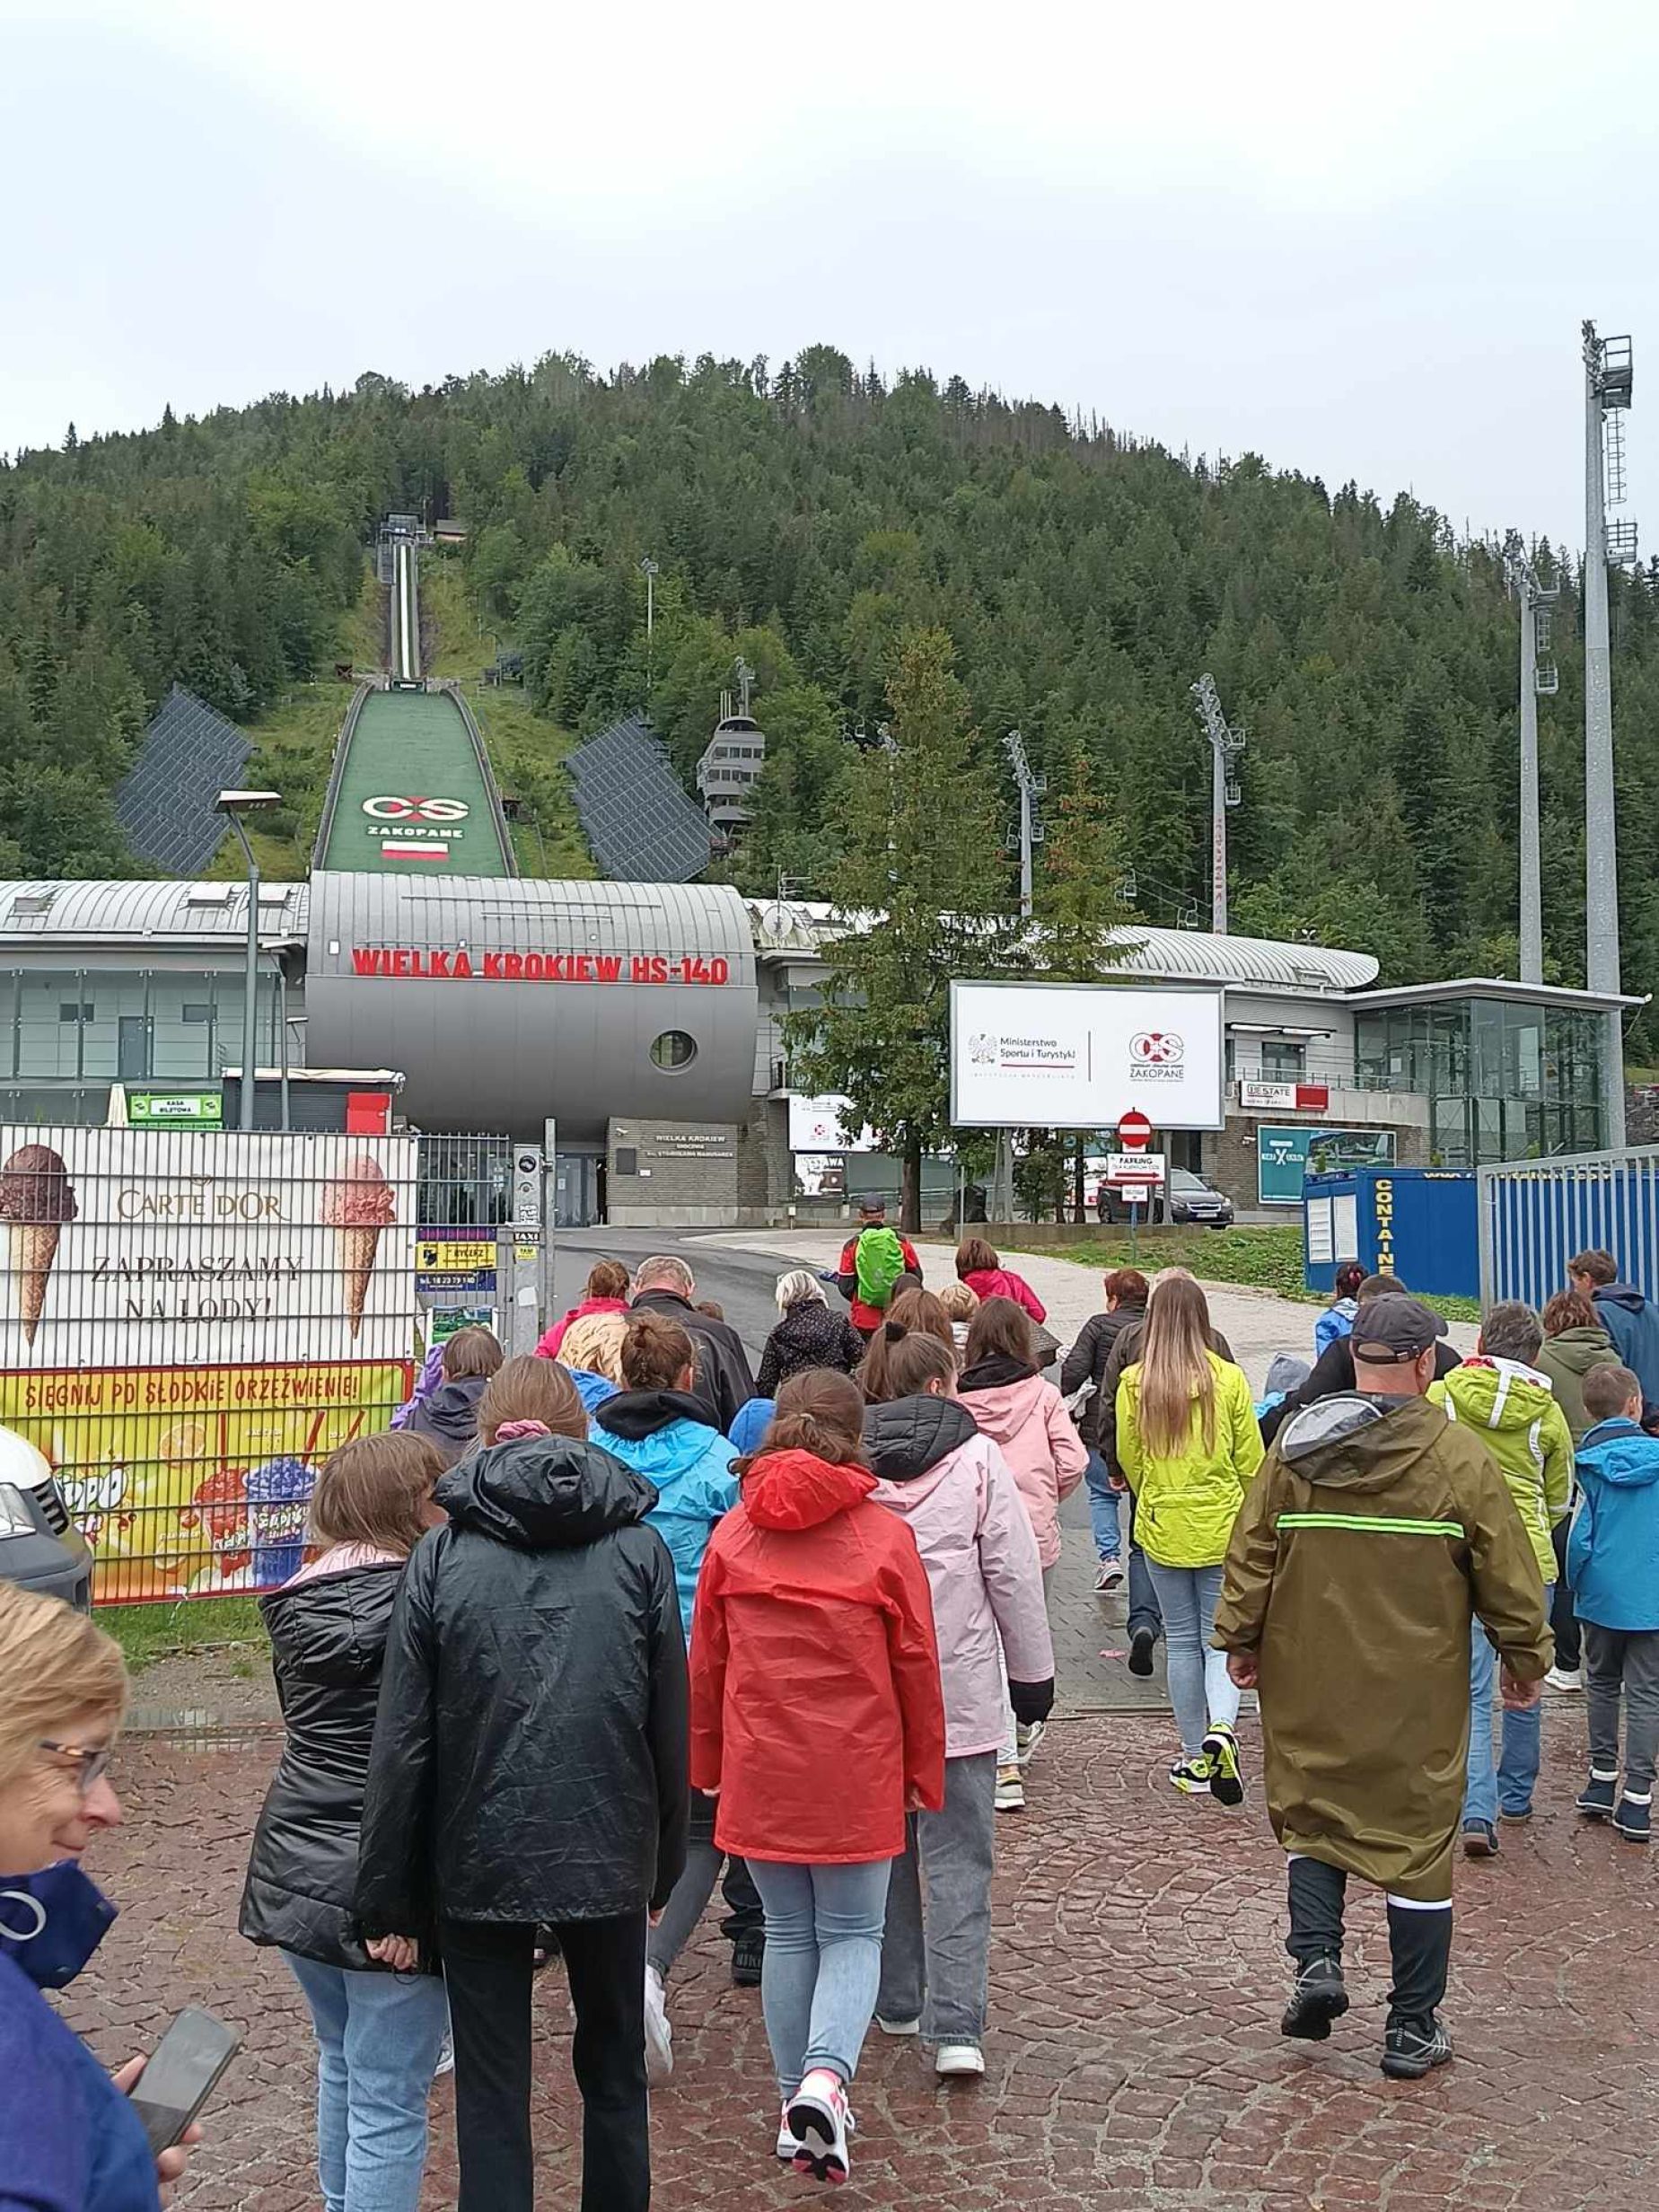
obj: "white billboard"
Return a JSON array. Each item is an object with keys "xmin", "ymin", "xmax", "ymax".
[
  {"xmin": 787, "ymin": 1093, "xmax": 880, "ymax": 1153},
  {"xmin": 949, "ymin": 981, "xmax": 1224, "ymax": 1131}
]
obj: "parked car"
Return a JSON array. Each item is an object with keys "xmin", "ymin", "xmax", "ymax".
[
  {"xmin": 0, "ymin": 1425, "xmax": 93, "ymax": 1610},
  {"xmin": 1095, "ymin": 1167, "xmax": 1235, "ymax": 1229}
]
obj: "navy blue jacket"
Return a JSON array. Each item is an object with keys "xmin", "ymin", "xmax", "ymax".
[{"xmin": 1593, "ymin": 1286, "xmax": 1659, "ymax": 1416}]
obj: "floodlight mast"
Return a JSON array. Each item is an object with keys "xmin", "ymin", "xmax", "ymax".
[
  {"xmin": 1506, "ymin": 540, "xmax": 1558, "ymax": 987},
  {"xmin": 1584, "ymin": 320, "xmax": 1637, "ymax": 1146},
  {"xmin": 1189, "ymin": 675, "xmax": 1244, "ymax": 935},
  {"xmin": 1004, "ymin": 728, "xmax": 1045, "ymax": 920}
]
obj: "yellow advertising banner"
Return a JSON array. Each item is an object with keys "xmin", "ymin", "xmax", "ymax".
[{"xmin": 0, "ymin": 1361, "xmax": 410, "ymax": 1603}]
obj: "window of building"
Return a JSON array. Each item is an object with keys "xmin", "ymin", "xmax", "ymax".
[
  {"xmin": 181, "ymin": 1004, "xmax": 214, "ymax": 1025},
  {"xmin": 650, "ymin": 1031, "xmax": 698, "ymax": 1071},
  {"xmin": 1260, "ymin": 1039, "xmax": 1306, "ymax": 1081},
  {"xmin": 59, "ymin": 1003, "xmax": 93, "ymax": 1024}
]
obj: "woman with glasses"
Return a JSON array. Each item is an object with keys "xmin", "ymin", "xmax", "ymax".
[{"xmin": 0, "ymin": 1578, "xmax": 203, "ymax": 2210}]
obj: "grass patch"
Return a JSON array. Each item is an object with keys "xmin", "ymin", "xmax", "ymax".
[
  {"xmin": 996, "ymin": 1224, "xmax": 1483, "ymax": 1324},
  {"xmin": 97, "ymin": 1596, "xmax": 268, "ymax": 1673}
]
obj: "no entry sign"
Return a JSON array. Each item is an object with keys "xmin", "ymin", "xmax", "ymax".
[{"xmin": 1118, "ymin": 1111, "xmax": 1154, "ymax": 1152}]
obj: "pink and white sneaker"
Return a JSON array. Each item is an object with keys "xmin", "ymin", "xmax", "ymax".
[{"xmin": 784, "ymin": 2067, "xmax": 855, "ymax": 2183}]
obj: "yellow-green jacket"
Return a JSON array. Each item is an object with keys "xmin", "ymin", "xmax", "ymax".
[
  {"xmin": 1426, "ymin": 1356, "xmax": 1571, "ymax": 1584},
  {"xmin": 1117, "ymin": 1348, "xmax": 1264, "ymax": 1567}
]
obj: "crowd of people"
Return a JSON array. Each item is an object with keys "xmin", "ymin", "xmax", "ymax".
[{"xmin": 4, "ymin": 1213, "xmax": 1658, "ymax": 2208}]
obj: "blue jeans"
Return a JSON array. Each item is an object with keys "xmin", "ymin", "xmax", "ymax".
[
  {"xmin": 1084, "ymin": 1452, "xmax": 1122, "ymax": 1561},
  {"xmin": 1464, "ymin": 1585, "xmax": 1553, "ymax": 1823},
  {"xmin": 285, "ymin": 1953, "xmax": 449, "ymax": 2212},
  {"xmin": 747, "ymin": 1856, "xmax": 893, "ymax": 2097},
  {"xmin": 1144, "ymin": 1560, "xmax": 1240, "ymax": 1759}
]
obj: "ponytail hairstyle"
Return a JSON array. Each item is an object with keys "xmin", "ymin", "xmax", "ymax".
[
  {"xmin": 620, "ymin": 1310, "xmax": 698, "ymax": 1392},
  {"xmin": 743, "ymin": 1368, "xmax": 869, "ymax": 1472},
  {"xmin": 859, "ymin": 1290, "xmax": 954, "ymax": 1401},
  {"xmin": 584, "ymin": 1258, "xmax": 631, "ymax": 1302},
  {"xmin": 1136, "ymin": 1272, "xmax": 1217, "ymax": 1459},
  {"xmin": 479, "ymin": 1356, "xmax": 586, "ymax": 1444}
]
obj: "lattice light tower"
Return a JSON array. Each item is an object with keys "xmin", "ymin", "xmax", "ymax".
[
  {"xmin": 1004, "ymin": 728, "xmax": 1046, "ymax": 919},
  {"xmin": 1584, "ymin": 321, "xmax": 1637, "ymax": 1146},
  {"xmin": 1190, "ymin": 674, "xmax": 1245, "ymax": 935},
  {"xmin": 1506, "ymin": 539, "xmax": 1559, "ymax": 985}
]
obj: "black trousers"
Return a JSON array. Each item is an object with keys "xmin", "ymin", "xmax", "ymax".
[
  {"xmin": 442, "ymin": 1912, "xmax": 649, "ymax": 2212},
  {"xmin": 1551, "ymin": 1517, "xmax": 1581, "ymax": 1672},
  {"xmin": 1286, "ymin": 1857, "xmax": 1452, "ymax": 2029}
]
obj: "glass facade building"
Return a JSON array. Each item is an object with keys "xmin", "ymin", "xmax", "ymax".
[{"xmin": 1353, "ymin": 992, "xmax": 1609, "ymax": 1166}]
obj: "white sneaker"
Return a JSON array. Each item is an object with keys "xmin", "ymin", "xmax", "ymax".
[
  {"xmin": 1546, "ymin": 1665, "xmax": 1585, "ymax": 1692},
  {"xmin": 1094, "ymin": 1558, "xmax": 1126, "ymax": 1593},
  {"xmin": 995, "ymin": 1764, "xmax": 1024, "ymax": 1812},
  {"xmin": 644, "ymin": 1966, "xmax": 673, "ymax": 2087},
  {"xmin": 876, "ymin": 2014, "xmax": 921, "ymax": 2036},
  {"xmin": 935, "ymin": 2041, "xmax": 986, "ymax": 2078},
  {"xmin": 775, "ymin": 2109, "xmax": 797, "ymax": 2161},
  {"xmin": 1015, "ymin": 1720, "xmax": 1046, "ymax": 1769},
  {"xmin": 784, "ymin": 2067, "xmax": 853, "ymax": 2183}
]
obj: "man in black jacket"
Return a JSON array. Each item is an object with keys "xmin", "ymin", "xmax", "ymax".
[
  {"xmin": 1260, "ymin": 1274, "xmax": 1462, "ymax": 1446},
  {"xmin": 356, "ymin": 1426, "xmax": 689, "ymax": 2212},
  {"xmin": 630, "ymin": 1254, "xmax": 757, "ymax": 1432},
  {"xmin": 1061, "ymin": 1268, "xmax": 1149, "ymax": 1596}
]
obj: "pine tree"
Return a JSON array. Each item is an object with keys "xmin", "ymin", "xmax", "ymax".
[{"xmin": 789, "ymin": 628, "xmax": 1014, "ymax": 1229}]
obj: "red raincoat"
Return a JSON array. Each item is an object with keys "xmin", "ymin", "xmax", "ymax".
[
  {"xmin": 961, "ymin": 1267, "xmax": 1047, "ymax": 1325},
  {"xmin": 689, "ymin": 1448, "xmax": 947, "ymax": 1863}
]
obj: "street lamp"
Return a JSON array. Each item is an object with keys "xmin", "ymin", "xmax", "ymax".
[
  {"xmin": 216, "ymin": 789, "xmax": 282, "ymax": 1131},
  {"xmin": 639, "ymin": 557, "xmax": 658, "ymax": 707}
]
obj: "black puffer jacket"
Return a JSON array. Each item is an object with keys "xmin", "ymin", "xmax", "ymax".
[
  {"xmin": 355, "ymin": 1433, "xmax": 689, "ymax": 1935},
  {"xmin": 1059, "ymin": 1303, "xmax": 1147, "ymax": 1450},
  {"xmin": 240, "ymin": 1558, "xmax": 409, "ymax": 1971},
  {"xmin": 757, "ymin": 1300, "xmax": 867, "ymax": 1393}
]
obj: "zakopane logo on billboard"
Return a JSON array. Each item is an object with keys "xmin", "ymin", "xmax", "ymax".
[
  {"xmin": 1130, "ymin": 1031, "xmax": 1186, "ymax": 1077},
  {"xmin": 950, "ymin": 982, "xmax": 1224, "ymax": 1131}
]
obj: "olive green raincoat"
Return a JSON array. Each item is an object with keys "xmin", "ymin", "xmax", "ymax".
[{"xmin": 1214, "ymin": 1392, "xmax": 1551, "ymax": 1902}]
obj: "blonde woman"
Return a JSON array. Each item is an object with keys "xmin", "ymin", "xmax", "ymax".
[
  {"xmin": 936, "ymin": 1281, "xmax": 980, "ymax": 1356},
  {"xmin": 757, "ymin": 1270, "xmax": 865, "ymax": 1392},
  {"xmin": 0, "ymin": 1583, "xmax": 202, "ymax": 2208},
  {"xmin": 1117, "ymin": 1273, "xmax": 1263, "ymax": 1803},
  {"xmin": 559, "ymin": 1309, "xmax": 629, "ymax": 1416}
]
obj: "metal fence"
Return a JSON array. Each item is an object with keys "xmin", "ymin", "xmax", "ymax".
[{"xmin": 1478, "ymin": 1145, "xmax": 1659, "ymax": 1311}]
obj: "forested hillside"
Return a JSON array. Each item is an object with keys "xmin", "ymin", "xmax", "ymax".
[{"xmin": 4, "ymin": 349, "xmax": 1658, "ymax": 1049}]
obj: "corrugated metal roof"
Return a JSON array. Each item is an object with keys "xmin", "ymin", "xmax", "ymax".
[
  {"xmin": 0, "ymin": 879, "xmax": 308, "ymax": 946},
  {"xmin": 1354, "ymin": 976, "xmax": 1646, "ymax": 1013}
]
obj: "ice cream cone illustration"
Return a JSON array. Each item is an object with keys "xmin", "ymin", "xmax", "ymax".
[
  {"xmin": 0, "ymin": 1144, "xmax": 77, "ymax": 1347},
  {"xmin": 322, "ymin": 1154, "xmax": 397, "ymax": 1339}
]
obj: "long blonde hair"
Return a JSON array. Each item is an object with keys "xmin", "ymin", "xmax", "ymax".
[{"xmin": 1136, "ymin": 1271, "xmax": 1216, "ymax": 1459}]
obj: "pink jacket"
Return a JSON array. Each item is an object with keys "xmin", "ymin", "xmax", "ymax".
[
  {"xmin": 961, "ymin": 1267, "xmax": 1047, "ymax": 1325},
  {"xmin": 865, "ymin": 1397, "xmax": 1055, "ymax": 1758},
  {"xmin": 957, "ymin": 1368, "xmax": 1086, "ymax": 1568}
]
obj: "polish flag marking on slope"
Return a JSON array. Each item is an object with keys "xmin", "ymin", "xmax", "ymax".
[{"xmin": 380, "ymin": 841, "xmax": 449, "ymax": 861}]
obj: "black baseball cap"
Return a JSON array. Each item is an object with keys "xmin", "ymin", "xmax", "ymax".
[
  {"xmin": 857, "ymin": 1197, "xmax": 887, "ymax": 1219},
  {"xmin": 1349, "ymin": 1294, "xmax": 1449, "ymax": 1364}
]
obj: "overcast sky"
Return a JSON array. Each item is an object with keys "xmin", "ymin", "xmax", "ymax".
[{"xmin": 4, "ymin": 0, "xmax": 1656, "ymax": 551}]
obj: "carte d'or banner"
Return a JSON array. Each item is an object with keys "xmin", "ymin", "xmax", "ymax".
[
  {"xmin": 0, "ymin": 1126, "xmax": 418, "ymax": 1368},
  {"xmin": 0, "ymin": 1361, "xmax": 410, "ymax": 1602}
]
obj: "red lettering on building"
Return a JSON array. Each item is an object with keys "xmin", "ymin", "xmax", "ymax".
[{"xmin": 346, "ymin": 945, "xmax": 734, "ymax": 986}]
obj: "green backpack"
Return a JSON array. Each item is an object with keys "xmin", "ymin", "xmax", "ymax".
[{"xmin": 854, "ymin": 1225, "xmax": 907, "ymax": 1311}]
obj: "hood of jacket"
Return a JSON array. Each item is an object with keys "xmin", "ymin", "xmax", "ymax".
[
  {"xmin": 962, "ymin": 1267, "xmax": 1024, "ymax": 1304},
  {"xmin": 1579, "ymin": 1418, "xmax": 1659, "ymax": 1487},
  {"xmin": 259, "ymin": 1557, "xmax": 404, "ymax": 1688},
  {"xmin": 1542, "ymin": 1324, "xmax": 1617, "ymax": 1375},
  {"xmin": 597, "ymin": 1388, "xmax": 713, "ymax": 1441},
  {"xmin": 434, "ymin": 1432, "xmax": 655, "ymax": 1549},
  {"xmin": 594, "ymin": 1395, "xmax": 728, "ymax": 1485},
  {"xmin": 569, "ymin": 1367, "xmax": 619, "ymax": 1414},
  {"xmin": 1439, "ymin": 1355, "xmax": 1557, "ymax": 1435},
  {"xmin": 864, "ymin": 1394, "xmax": 979, "ymax": 1481},
  {"xmin": 959, "ymin": 1356, "xmax": 1039, "ymax": 1399},
  {"xmin": 1598, "ymin": 1284, "xmax": 1650, "ymax": 1315},
  {"xmin": 742, "ymin": 1447, "xmax": 877, "ymax": 1530},
  {"xmin": 1277, "ymin": 1391, "xmax": 1448, "ymax": 1495},
  {"xmin": 409, "ymin": 1374, "xmax": 488, "ymax": 1444}
]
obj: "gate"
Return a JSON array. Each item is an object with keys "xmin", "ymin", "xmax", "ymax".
[{"xmin": 1478, "ymin": 1145, "xmax": 1659, "ymax": 1311}]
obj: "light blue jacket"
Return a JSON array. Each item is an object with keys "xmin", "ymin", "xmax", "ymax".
[
  {"xmin": 592, "ymin": 1405, "xmax": 739, "ymax": 1638},
  {"xmin": 1313, "ymin": 1299, "xmax": 1358, "ymax": 1360},
  {"xmin": 1568, "ymin": 1417, "xmax": 1659, "ymax": 1630}
]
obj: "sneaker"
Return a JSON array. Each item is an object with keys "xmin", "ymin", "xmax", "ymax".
[
  {"xmin": 1497, "ymin": 1803, "xmax": 1533, "ymax": 1823},
  {"xmin": 1381, "ymin": 2014, "xmax": 1453, "ymax": 2079},
  {"xmin": 995, "ymin": 1764, "xmax": 1025, "ymax": 1813},
  {"xmin": 433, "ymin": 2031, "xmax": 454, "ymax": 2078},
  {"xmin": 1576, "ymin": 1770, "xmax": 1619, "ymax": 1819},
  {"xmin": 1280, "ymin": 1955, "xmax": 1349, "ymax": 2041},
  {"xmin": 785, "ymin": 2067, "xmax": 853, "ymax": 2183},
  {"xmin": 1015, "ymin": 1720, "xmax": 1046, "ymax": 1769},
  {"xmin": 776, "ymin": 2110, "xmax": 797, "ymax": 2161},
  {"xmin": 1169, "ymin": 1755, "xmax": 1213, "ymax": 1795},
  {"xmin": 1614, "ymin": 1794, "xmax": 1652, "ymax": 1843},
  {"xmin": 1128, "ymin": 1626, "xmax": 1156, "ymax": 1678},
  {"xmin": 935, "ymin": 2041, "xmax": 986, "ymax": 2078},
  {"xmin": 644, "ymin": 1967, "xmax": 673, "ymax": 2087},
  {"xmin": 1545, "ymin": 1664, "xmax": 1585, "ymax": 1692},
  {"xmin": 1094, "ymin": 1558, "xmax": 1126, "ymax": 1594},
  {"xmin": 731, "ymin": 1927, "xmax": 765, "ymax": 1988},
  {"xmin": 1461, "ymin": 1819, "xmax": 1499, "ymax": 1858},
  {"xmin": 1203, "ymin": 1720, "xmax": 1245, "ymax": 1809},
  {"xmin": 875, "ymin": 2014, "xmax": 920, "ymax": 2037}
]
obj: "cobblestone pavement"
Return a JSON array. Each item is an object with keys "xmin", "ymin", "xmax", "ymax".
[{"xmin": 67, "ymin": 1695, "xmax": 1655, "ymax": 2212}]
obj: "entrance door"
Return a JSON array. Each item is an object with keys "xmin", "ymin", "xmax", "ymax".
[
  {"xmin": 554, "ymin": 1154, "xmax": 603, "ymax": 1228},
  {"xmin": 118, "ymin": 1016, "xmax": 153, "ymax": 1082}
]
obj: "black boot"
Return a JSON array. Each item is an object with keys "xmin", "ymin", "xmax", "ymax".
[
  {"xmin": 1283, "ymin": 1858, "xmax": 1349, "ymax": 2041},
  {"xmin": 1382, "ymin": 1901, "xmax": 1453, "ymax": 2078}
]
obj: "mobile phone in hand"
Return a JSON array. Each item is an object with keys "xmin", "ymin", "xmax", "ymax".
[{"xmin": 127, "ymin": 2006, "xmax": 241, "ymax": 2155}]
